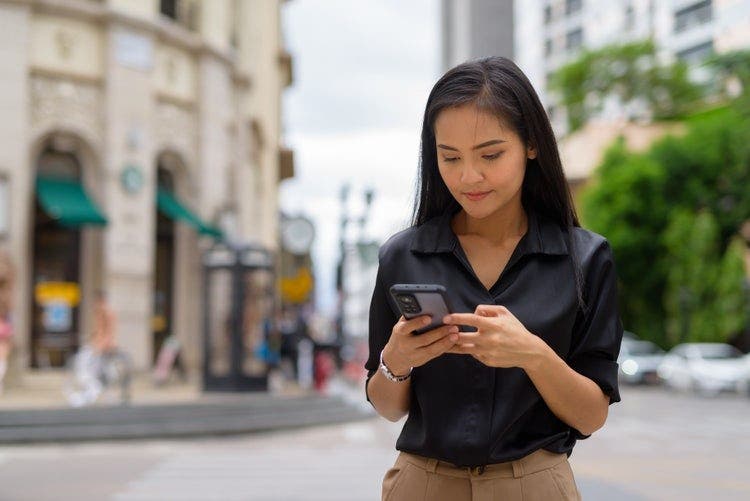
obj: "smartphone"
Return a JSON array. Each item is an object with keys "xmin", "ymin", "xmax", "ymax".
[{"xmin": 389, "ymin": 284, "xmax": 454, "ymax": 335}]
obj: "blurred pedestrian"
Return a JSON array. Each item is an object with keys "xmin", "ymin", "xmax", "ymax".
[
  {"xmin": 0, "ymin": 249, "xmax": 15, "ymax": 395},
  {"xmin": 366, "ymin": 57, "xmax": 623, "ymax": 500},
  {"xmin": 278, "ymin": 306, "xmax": 310, "ymax": 380},
  {"xmin": 92, "ymin": 289, "xmax": 116, "ymax": 356},
  {"xmin": 66, "ymin": 289, "xmax": 131, "ymax": 406}
]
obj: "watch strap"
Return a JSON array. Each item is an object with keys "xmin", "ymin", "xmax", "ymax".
[{"xmin": 379, "ymin": 349, "xmax": 412, "ymax": 382}]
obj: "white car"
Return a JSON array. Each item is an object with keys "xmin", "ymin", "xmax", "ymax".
[
  {"xmin": 657, "ymin": 343, "xmax": 750, "ymax": 396},
  {"xmin": 617, "ymin": 338, "xmax": 665, "ymax": 384}
]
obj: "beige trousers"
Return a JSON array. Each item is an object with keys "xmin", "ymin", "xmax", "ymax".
[{"xmin": 381, "ymin": 448, "xmax": 582, "ymax": 501}]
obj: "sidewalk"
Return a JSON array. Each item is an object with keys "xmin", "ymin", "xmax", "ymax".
[
  {"xmin": 0, "ymin": 369, "xmax": 200, "ymax": 411},
  {"xmin": 0, "ymin": 370, "xmax": 374, "ymax": 444},
  {"xmin": 0, "ymin": 368, "xmax": 323, "ymax": 411}
]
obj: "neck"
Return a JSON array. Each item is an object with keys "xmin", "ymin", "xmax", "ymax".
[{"xmin": 454, "ymin": 201, "xmax": 528, "ymax": 244}]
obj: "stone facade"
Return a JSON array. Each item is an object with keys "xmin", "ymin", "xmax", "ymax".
[{"xmin": 0, "ymin": 0, "xmax": 293, "ymax": 382}]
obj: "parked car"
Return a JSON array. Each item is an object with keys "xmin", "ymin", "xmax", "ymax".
[
  {"xmin": 657, "ymin": 343, "xmax": 750, "ymax": 396},
  {"xmin": 622, "ymin": 330, "xmax": 638, "ymax": 341},
  {"xmin": 617, "ymin": 338, "xmax": 665, "ymax": 384}
]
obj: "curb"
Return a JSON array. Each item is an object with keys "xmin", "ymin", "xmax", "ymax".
[{"xmin": 0, "ymin": 393, "xmax": 375, "ymax": 444}]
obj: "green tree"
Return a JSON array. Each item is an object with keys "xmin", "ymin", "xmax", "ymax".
[
  {"xmin": 663, "ymin": 210, "xmax": 721, "ymax": 344},
  {"xmin": 705, "ymin": 49, "xmax": 750, "ymax": 115},
  {"xmin": 580, "ymin": 139, "xmax": 669, "ymax": 346},
  {"xmin": 649, "ymin": 108, "xmax": 750, "ymax": 246},
  {"xmin": 581, "ymin": 109, "xmax": 750, "ymax": 348},
  {"xmin": 549, "ymin": 40, "xmax": 704, "ymax": 132},
  {"xmin": 715, "ymin": 236, "xmax": 748, "ymax": 341}
]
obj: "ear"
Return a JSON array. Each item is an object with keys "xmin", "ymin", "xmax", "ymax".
[{"xmin": 526, "ymin": 143, "xmax": 537, "ymax": 160}]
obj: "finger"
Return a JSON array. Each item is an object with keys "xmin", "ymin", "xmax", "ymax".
[
  {"xmin": 445, "ymin": 343, "xmax": 476, "ymax": 355},
  {"xmin": 396, "ymin": 315, "xmax": 432, "ymax": 335},
  {"xmin": 474, "ymin": 304, "xmax": 508, "ymax": 317},
  {"xmin": 424, "ymin": 330, "xmax": 460, "ymax": 357},
  {"xmin": 454, "ymin": 332, "xmax": 482, "ymax": 345},
  {"xmin": 413, "ymin": 324, "xmax": 459, "ymax": 347},
  {"xmin": 442, "ymin": 313, "xmax": 493, "ymax": 330}
]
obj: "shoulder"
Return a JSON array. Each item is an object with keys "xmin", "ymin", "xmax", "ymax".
[
  {"xmin": 569, "ymin": 226, "xmax": 611, "ymax": 259},
  {"xmin": 567, "ymin": 226, "xmax": 615, "ymax": 275},
  {"xmin": 377, "ymin": 226, "xmax": 418, "ymax": 265},
  {"xmin": 570, "ymin": 227, "xmax": 614, "ymax": 277}
]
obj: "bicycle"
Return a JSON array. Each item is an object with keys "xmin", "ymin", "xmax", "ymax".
[{"xmin": 63, "ymin": 344, "xmax": 133, "ymax": 407}]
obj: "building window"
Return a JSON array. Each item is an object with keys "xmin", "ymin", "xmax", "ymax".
[
  {"xmin": 160, "ymin": 0, "xmax": 178, "ymax": 20},
  {"xmin": 230, "ymin": 0, "xmax": 240, "ymax": 49},
  {"xmin": 545, "ymin": 71, "xmax": 557, "ymax": 87},
  {"xmin": 545, "ymin": 38, "xmax": 553, "ymax": 56},
  {"xmin": 566, "ymin": 28, "xmax": 584, "ymax": 51},
  {"xmin": 547, "ymin": 104, "xmax": 556, "ymax": 121},
  {"xmin": 676, "ymin": 40, "xmax": 714, "ymax": 65},
  {"xmin": 624, "ymin": 3, "xmax": 635, "ymax": 31},
  {"xmin": 544, "ymin": 4, "xmax": 553, "ymax": 24},
  {"xmin": 674, "ymin": 0, "xmax": 712, "ymax": 33},
  {"xmin": 565, "ymin": 0, "xmax": 582, "ymax": 16},
  {"xmin": 160, "ymin": 0, "xmax": 199, "ymax": 31}
]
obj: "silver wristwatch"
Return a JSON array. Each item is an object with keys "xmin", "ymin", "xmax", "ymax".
[{"xmin": 379, "ymin": 349, "xmax": 412, "ymax": 382}]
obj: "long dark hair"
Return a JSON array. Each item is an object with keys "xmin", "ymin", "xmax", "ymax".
[{"xmin": 411, "ymin": 56, "xmax": 586, "ymax": 310}]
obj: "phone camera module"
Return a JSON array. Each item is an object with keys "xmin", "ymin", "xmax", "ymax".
[{"xmin": 397, "ymin": 294, "xmax": 421, "ymax": 314}]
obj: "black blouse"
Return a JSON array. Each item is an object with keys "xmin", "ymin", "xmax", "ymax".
[{"xmin": 365, "ymin": 206, "xmax": 623, "ymax": 467}]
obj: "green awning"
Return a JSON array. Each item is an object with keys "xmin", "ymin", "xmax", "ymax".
[
  {"xmin": 157, "ymin": 188, "xmax": 223, "ymax": 239},
  {"xmin": 36, "ymin": 176, "xmax": 108, "ymax": 227}
]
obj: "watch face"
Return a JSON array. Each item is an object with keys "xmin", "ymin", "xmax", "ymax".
[
  {"xmin": 282, "ymin": 217, "xmax": 315, "ymax": 255},
  {"xmin": 121, "ymin": 165, "xmax": 144, "ymax": 194}
]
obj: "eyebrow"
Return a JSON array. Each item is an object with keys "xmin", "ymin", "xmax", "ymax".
[{"xmin": 436, "ymin": 139, "xmax": 507, "ymax": 151}]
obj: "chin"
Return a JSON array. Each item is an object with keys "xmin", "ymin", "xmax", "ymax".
[{"xmin": 460, "ymin": 204, "xmax": 500, "ymax": 219}]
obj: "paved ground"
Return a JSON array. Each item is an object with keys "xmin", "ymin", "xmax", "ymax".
[{"xmin": 0, "ymin": 384, "xmax": 748, "ymax": 500}]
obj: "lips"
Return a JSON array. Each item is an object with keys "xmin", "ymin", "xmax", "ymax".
[{"xmin": 464, "ymin": 191, "xmax": 491, "ymax": 201}]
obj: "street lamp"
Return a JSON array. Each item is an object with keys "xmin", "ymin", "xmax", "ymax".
[{"xmin": 335, "ymin": 184, "xmax": 376, "ymax": 353}]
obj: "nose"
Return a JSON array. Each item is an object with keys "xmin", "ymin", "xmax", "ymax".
[{"xmin": 460, "ymin": 162, "xmax": 484, "ymax": 184}]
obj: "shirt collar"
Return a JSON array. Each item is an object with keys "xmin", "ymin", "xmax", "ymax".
[{"xmin": 409, "ymin": 205, "xmax": 569, "ymax": 256}]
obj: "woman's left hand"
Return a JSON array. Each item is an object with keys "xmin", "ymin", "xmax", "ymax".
[{"xmin": 443, "ymin": 304, "xmax": 545, "ymax": 369}]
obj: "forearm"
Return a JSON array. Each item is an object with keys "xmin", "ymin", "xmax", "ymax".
[
  {"xmin": 524, "ymin": 339, "xmax": 610, "ymax": 436},
  {"xmin": 366, "ymin": 368, "xmax": 411, "ymax": 422}
]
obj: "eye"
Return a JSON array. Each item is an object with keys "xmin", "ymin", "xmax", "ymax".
[
  {"xmin": 443, "ymin": 157, "xmax": 459, "ymax": 163},
  {"xmin": 482, "ymin": 152, "xmax": 502, "ymax": 161}
]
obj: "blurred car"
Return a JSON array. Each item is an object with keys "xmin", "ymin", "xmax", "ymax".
[
  {"xmin": 617, "ymin": 338, "xmax": 665, "ymax": 384},
  {"xmin": 622, "ymin": 330, "xmax": 638, "ymax": 341},
  {"xmin": 657, "ymin": 343, "xmax": 750, "ymax": 396}
]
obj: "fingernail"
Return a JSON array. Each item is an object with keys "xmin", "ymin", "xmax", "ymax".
[
  {"xmin": 449, "ymin": 334, "xmax": 458, "ymax": 342},
  {"xmin": 443, "ymin": 316, "xmax": 451, "ymax": 323},
  {"xmin": 423, "ymin": 317, "xmax": 431, "ymax": 324},
  {"xmin": 449, "ymin": 326, "xmax": 459, "ymax": 333}
]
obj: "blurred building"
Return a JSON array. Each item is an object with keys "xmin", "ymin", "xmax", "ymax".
[
  {"xmin": 441, "ymin": 0, "xmax": 514, "ymax": 70},
  {"xmin": 441, "ymin": 0, "xmax": 750, "ymax": 193},
  {"xmin": 341, "ymin": 240, "xmax": 379, "ymax": 342},
  {"xmin": 558, "ymin": 119, "xmax": 688, "ymax": 197},
  {"xmin": 0, "ymin": 0, "xmax": 294, "ymax": 380},
  {"xmin": 514, "ymin": 0, "xmax": 750, "ymax": 134}
]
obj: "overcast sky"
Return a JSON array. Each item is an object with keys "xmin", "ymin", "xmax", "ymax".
[{"xmin": 280, "ymin": 0, "xmax": 440, "ymax": 316}]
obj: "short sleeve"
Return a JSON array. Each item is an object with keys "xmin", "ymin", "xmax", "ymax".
[
  {"xmin": 363, "ymin": 262, "xmax": 399, "ymax": 405},
  {"xmin": 567, "ymin": 239, "xmax": 623, "ymax": 412}
]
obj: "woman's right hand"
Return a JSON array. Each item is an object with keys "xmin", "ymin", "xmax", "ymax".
[{"xmin": 381, "ymin": 315, "xmax": 460, "ymax": 375}]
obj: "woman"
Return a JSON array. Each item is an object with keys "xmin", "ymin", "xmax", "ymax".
[
  {"xmin": 365, "ymin": 57, "xmax": 623, "ymax": 500},
  {"xmin": 0, "ymin": 249, "xmax": 15, "ymax": 395}
]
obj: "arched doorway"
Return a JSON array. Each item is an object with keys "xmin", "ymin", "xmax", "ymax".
[
  {"xmin": 152, "ymin": 152, "xmax": 222, "ymax": 370},
  {"xmin": 152, "ymin": 164, "xmax": 176, "ymax": 364},
  {"xmin": 31, "ymin": 144, "xmax": 106, "ymax": 368}
]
